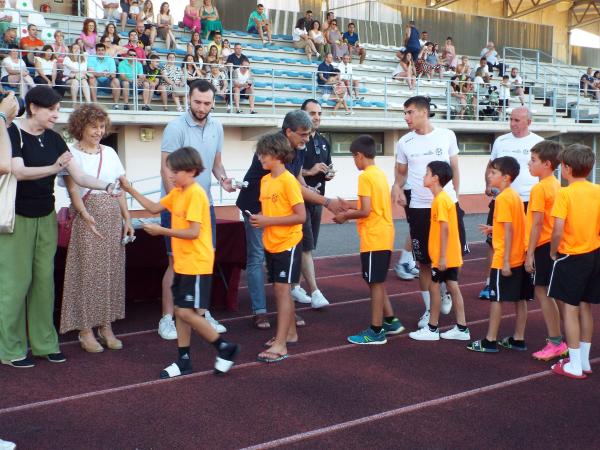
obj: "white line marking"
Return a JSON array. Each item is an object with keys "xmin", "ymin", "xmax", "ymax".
[
  {"xmin": 240, "ymin": 357, "xmax": 600, "ymax": 450},
  {"xmin": 1, "ymin": 309, "xmax": 540, "ymax": 416}
]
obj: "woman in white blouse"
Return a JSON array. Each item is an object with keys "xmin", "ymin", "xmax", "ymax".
[
  {"xmin": 62, "ymin": 43, "xmax": 91, "ymax": 103},
  {"xmin": 292, "ymin": 18, "xmax": 318, "ymax": 62},
  {"xmin": 1, "ymin": 46, "xmax": 35, "ymax": 95},
  {"xmin": 34, "ymin": 45, "xmax": 67, "ymax": 97},
  {"xmin": 309, "ymin": 20, "xmax": 329, "ymax": 60}
]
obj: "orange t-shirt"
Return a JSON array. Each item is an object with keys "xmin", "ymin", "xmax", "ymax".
[
  {"xmin": 20, "ymin": 36, "xmax": 44, "ymax": 57},
  {"xmin": 160, "ymin": 183, "xmax": 214, "ymax": 275},
  {"xmin": 356, "ymin": 165, "xmax": 394, "ymax": 252},
  {"xmin": 526, "ymin": 175, "xmax": 560, "ymax": 248},
  {"xmin": 429, "ymin": 190, "xmax": 463, "ymax": 269},
  {"xmin": 492, "ymin": 187, "xmax": 526, "ymax": 269},
  {"xmin": 260, "ymin": 170, "xmax": 304, "ymax": 253},
  {"xmin": 551, "ymin": 180, "xmax": 600, "ymax": 255}
]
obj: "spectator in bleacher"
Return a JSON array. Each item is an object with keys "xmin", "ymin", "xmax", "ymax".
[
  {"xmin": 183, "ymin": 53, "xmax": 203, "ymax": 86},
  {"xmin": 509, "ymin": 67, "xmax": 525, "ymax": 106},
  {"xmin": 207, "ymin": 63, "xmax": 230, "ymax": 112},
  {"xmin": 135, "ymin": 21, "xmax": 152, "ymax": 55},
  {"xmin": 200, "ymin": 0, "xmax": 222, "ymax": 40},
  {"xmin": 160, "ymin": 51, "xmax": 186, "ymax": 111},
  {"xmin": 419, "ymin": 31, "xmax": 429, "ymax": 48},
  {"xmin": 102, "ymin": 34, "xmax": 127, "ymax": 58},
  {"xmin": 450, "ymin": 75, "xmax": 466, "ymax": 119},
  {"xmin": 187, "ymin": 31, "xmax": 202, "ymax": 55},
  {"xmin": 247, "ymin": 3, "xmax": 272, "ymax": 45},
  {"xmin": 326, "ymin": 19, "xmax": 348, "ymax": 62},
  {"xmin": 183, "ymin": 0, "xmax": 201, "ymax": 34},
  {"xmin": 221, "ymin": 39, "xmax": 232, "ymax": 63},
  {"xmin": 392, "ymin": 51, "xmax": 416, "ymax": 90},
  {"xmin": 461, "ymin": 76, "xmax": 476, "ymax": 119},
  {"xmin": 0, "ymin": 27, "xmax": 18, "ymax": 58},
  {"xmin": 322, "ymin": 11, "xmax": 334, "ymax": 40},
  {"xmin": 416, "ymin": 42, "xmax": 442, "ymax": 80},
  {"xmin": 480, "ymin": 41, "xmax": 503, "ymax": 76},
  {"xmin": 580, "ymin": 67, "xmax": 598, "ymax": 99},
  {"xmin": 34, "ymin": 45, "xmax": 66, "ymax": 97},
  {"xmin": 20, "ymin": 24, "xmax": 44, "ymax": 67},
  {"xmin": 140, "ymin": 53, "xmax": 161, "ymax": 110},
  {"xmin": 455, "ymin": 55, "xmax": 471, "ymax": 80},
  {"xmin": 102, "ymin": 0, "xmax": 121, "ymax": 22},
  {"xmin": 232, "ymin": 60, "xmax": 255, "ymax": 114},
  {"xmin": 471, "ymin": 56, "xmax": 489, "ymax": 80},
  {"xmin": 63, "ymin": 43, "xmax": 91, "ymax": 103},
  {"xmin": 303, "ymin": 10, "xmax": 314, "ymax": 33},
  {"xmin": 330, "ymin": 69, "xmax": 351, "ymax": 115},
  {"xmin": 403, "ymin": 20, "xmax": 421, "ymax": 63},
  {"xmin": 0, "ymin": 0, "xmax": 12, "ymax": 36},
  {"xmin": 117, "ymin": 48, "xmax": 144, "ymax": 110},
  {"xmin": 51, "ymin": 31, "xmax": 68, "ymax": 69},
  {"xmin": 120, "ymin": 0, "xmax": 131, "ymax": 32},
  {"xmin": 1, "ymin": 45, "xmax": 35, "ymax": 95},
  {"xmin": 80, "ymin": 19, "xmax": 99, "ymax": 56},
  {"xmin": 194, "ymin": 44, "xmax": 206, "ymax": 67},
  {"xmin": 317, "ymin": 52, "xmax": 335, "ymax": 94},
  {"xmin": 593, "ymin": 70, "xmax": 600, "ymax": 92},
  {"xmin": 140, "ymin": 0, "xmax": 157, "ymax": 45},
  {"xmin": 309, "ymin": 20, "xmax": 329, "ymax": 60},
  {"xmin": 123, "ymin": 30, "xmax": 145, "ymax": 60},
  {"xmin": 442, "ymin": 36, "xmax": 457, "ymax": 70},
  {"xmin": 225, "ymin": 43, "xmax": 248, "ymax": 67},
  {"xmin": 89, "ymin": 43, "xmax": 121, "ymax": 105},
  {"xmin": 498, "ymin": 74, "xmax": 510, "ymax": 114},
  {"xmin": 102, "ymin": 22, "xmax": 121, "ymax": 46},
  {"xmin": 473, "ymin": 67, "xmax": 490, "ymax": 87},
  {"xmin": 337, "ymin": 53, "xmax": 362, "ymax": 100},
  {"xmin": 292, "ymin": 18, "xmax": 318, "ymax": 62},
  {"xmin": 209, "ymin": 31, "xmax": 224, "ymax": 57},
  {"xmin": 205, "ymin": 44, "xmax": 219, "ymax": 66},
  {"xmin": 343, "ymin": 23, "xmax": 366, "ymax": 65},
  {"xmin": 157, "ymin": 2, "xmax": 176, "ymax": 50}
]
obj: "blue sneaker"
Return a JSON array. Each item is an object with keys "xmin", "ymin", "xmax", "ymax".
[
  {"xmin": 347, "ymin": 328, "xmax": 387, "ymax": 345},
  {"xmin": 382, "ymin": 318, "xmax": 405, "ymax": 335},
  {"xmin": 479, "ymin": 285, "xmax": 492, "ymax": 300}
]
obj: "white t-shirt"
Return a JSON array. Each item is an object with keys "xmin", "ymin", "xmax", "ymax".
[
  {"xmin": 336, "ymin": 61, "xmax": 353, "ymax": 80},
  {"xmin": 396, "ymin": 127, "xmax": 459, "ymax": 208},
  {"xmin": 498, "ymin": 83, "xmax": 510, "ymax": 100},
  {"xmin": 62, "ymin": 56, "xmax": 88, "ymax": 78},
  {"xmin": 1, "ymin": 57, "xmax": 26, "ymax": 79},
  {"xmin": 510, "ymin": 74, "xmax": 522, "ymax": 86},
  {"xmin": 63, "ymin": 145, "xmax": 125, "ymax": 197},
  {"xmin": 293, "ymin": 28, "xmax": 308, "ymax": 42},
  {"xmin": 490, "ymin": 132, "xmax": 543, "ymax": 200},
  {"xmin": 233, "ymin": 68, "xmax": 252, "ymax": 85}
]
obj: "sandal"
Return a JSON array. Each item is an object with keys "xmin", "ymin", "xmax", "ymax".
[
  {"xmin": 295, "ymin": 314, "xmax": 306, "ymax": 327},
  {"xmin": 467, "ymin": 339, "xmax": 499, "ymax": 353},
  {"xmin": 264, "ymin": 337, "xmax": 298, "ymax": 347},
  {"xmin": 253, "ymin": 314, "xmax": 271, "ymax": 330},
  {"xmin": 551, "ymin": 359, "xmax": 587, "ymax": 380},
  {"xmin": 257, "ymin": 351, "xmax": 288, "ymax": 363},
  {"xmin": 560, "ymin": 358, "xmax": 592, "ymax": 375}
]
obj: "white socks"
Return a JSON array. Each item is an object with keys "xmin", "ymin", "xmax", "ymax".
[
  {"xmin": 400, "ymin": 249, "xmax": 413, "ymax": 265},
  {"xmin": 485, "ymin": 277, "xmax": 490, "ymax": 285},
  {"xmin": 580, "ymin": 341, "xmax": 591, "ymax": 372},
  {"xmin": 421, "ymin": 291, "xmax": 430, "ymax": 311},
  {"xmin": 565, "ymin": 348, "xmax": 582, "ymax": 376},
  {"xmin": 440, "ymin": 282, "xmax": 448, "ymax": 296}
]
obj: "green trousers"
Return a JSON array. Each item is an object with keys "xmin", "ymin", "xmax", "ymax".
[{"xmin": 0, "ymin": 212, "xmax": 60, "ymax": 361}]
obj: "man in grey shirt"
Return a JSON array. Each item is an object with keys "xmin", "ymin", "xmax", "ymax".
[{"xmin": 158, "ymin": 80, "xmax": 236, "ymax": 340}]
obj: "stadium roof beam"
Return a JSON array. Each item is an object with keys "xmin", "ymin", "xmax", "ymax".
[
  {"xmin": 427, "ymin": 0, "xmax": 461, "ymax": 8},
  {"xmin": 505, "ymin": 0, "xmax": 569, "ymax": 19},
  {"xmin": 569, "ymin": 0, "xmax": 600, "ymax": 29}
]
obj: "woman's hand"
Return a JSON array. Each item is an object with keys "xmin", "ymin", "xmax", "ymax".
[
  {"xmin": 54, "ymin": 152, "xmax": 73, "ymax": 172},
  {"xmin": 122, "ymin": 220, "xmax": 135, "ymax": 239},
  {"xmin": 81, "ymin": 211, "xmax": 103, "ymax": 238}
]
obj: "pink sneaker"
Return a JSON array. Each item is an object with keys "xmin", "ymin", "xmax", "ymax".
[{"xmin": 532, "ymin": 340, "xmax": 568, "ymax": 361}]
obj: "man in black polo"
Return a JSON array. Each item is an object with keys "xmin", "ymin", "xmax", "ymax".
[
  {"xmin": 317, "ymin": 53, "xmax": 336, "ymax": 94},
  {"xmin": 226, "ymin": 43, "xmax": 249, "ymax": 67}
]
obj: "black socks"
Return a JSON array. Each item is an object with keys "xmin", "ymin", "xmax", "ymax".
[
  {"xmin": 457, "ymin": 323, "xmax": 468, "ymax": 332},
  {"xmin": 177, "ymin": 346, "xmax": 191, "ymax": 369},
  {"xmin": 371, "ymin": 325, "xmax": 383, "ymax": 333},
  {"xmin": 482, "ymin": 338, "xmax": 497, "ymax": 349}
]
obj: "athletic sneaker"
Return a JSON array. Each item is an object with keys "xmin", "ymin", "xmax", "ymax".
[
  {"xmin": 382, "ymin": 318, "xmax": 405, "ymax": 335},
  {"xmin": 214, "ymin": 342, "xmax": 240, "ymax": 374},
  {"xmin": 0, "ymin": 439, "xmax": 16, "ymax": 450},
  {"xmin": 532, "ymin": 340, "xmax": 568, "ymax": 361},
  {"xmin": 417, "ymin": 310, "xmax": 430, "ymax": 329},
  {"xmin": 409, "ymin": 326, "xmax": 440, "ymax": 341},
  {"xmin": 291, "ymin": 285, "xmax": 311, "ymax": 304},
  {"xmin": 311, "ymin": 289, "xmax": 329, "ymax": 309},
  {"xmin": 158, "ymin": 314, "xmax": 178, "ymax": 340},
  {"xmin": 394, "ymin": 262, "xmax": 416, "ymax": 280},
  {"xmin": 409, "ymin": 265, "xmax": 420, "ymax": 277},
  {"xmin": 46, "ymin": 352, "xmax": 67, "ymax": 363},
  {"xmin": 347, "ymin": 328, "xmax": 387, "ymax": 345},
  {"xmin": 441, "ymin": 292, "xmax": 452, "ymax": 314},
  {"xmin": 440, "ymin": 325, "xmax": 471, "ymax": 341},
  {"xmin": 479, "ymin": 285, "xmax": 493, "ymax": 300},
  {"xmin": 205, "ymin": 311, "xmax": 227, "ymax": 333},
  {"xmin": 1, "ymin": 356, "xmax": 35, "ymax": 368}
]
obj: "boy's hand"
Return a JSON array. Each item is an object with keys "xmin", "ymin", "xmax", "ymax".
[
  {"xmin": 501, "ymin": 263, "xmax": 512, "ymax": 277},
  {"xmin": 118, "ymin": 175, "xmax": 133, "ymax": 193},
  {"xmin": 142, "ymin": 223, "xmax": 163, "ymax": 236},
  {"xmin": 438, "ymin": 257, "xmax": 447, "ymax": 271},
  {"xmin": 478, "ymin": 224, "xmax": 493, "ymax": 235},
  {"xmin": 524, "ymin": 254, "xmax": 535, "ymax": 273},
  {"xmin": 249, "ymin": 213, "xmax": 267, "ymax": 228},
  {"xmin": 333, "ymin": 212, "xmax": 347, "ymax": 224}
]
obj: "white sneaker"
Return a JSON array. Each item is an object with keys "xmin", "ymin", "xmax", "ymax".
[
  {"xmin": 440, "ymin": 325, "xmax": 471, "ymax": 341},
  {"xmin": 205, "ymin": 311, "xmax": 227, "ymax": 333},
  {"xmin": 0, "ymin": 439, "xmax": 16, "ymax": 450},
  {"xmin": 441, "ymin": 292, "xmax": 452, "ymax": 315},
  {"xmin": 417, "ymin": 310, "xmax": 430, "ymax": 329},
  {"xmin": 291, "ymin": 286, "xmax": 311, "ymax": 304},
  {"xmin": 409, "ymin": 326, "xmax": 440, "ymax": 341},
  {"xmin": 310, "ymin": 289, "xmax": 329, "ymax": 309},
  {"xmin": 409, "ymin": 264, "xmax": 420, "ymax": 277},
  {"xmin": 394, "ymin": 262, "xmax": 416, "ymax": 280},
  {"xmin": 158, "ymin": 314, "xmax": 178, "ymax": 340}
]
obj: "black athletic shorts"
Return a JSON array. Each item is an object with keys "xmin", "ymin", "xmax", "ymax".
[
  {"xmin": 172, "ymin": 273, "xmax": 212, "ymax": 309},
  {"xmin": 548, "ymin": 248, "xmax": 600, "ymax": 306},
  {"xmin": 408, "ymin": 208, "xmax": 432, "ymax": 264},
  {"xmin": 489, "ymin": 265, "xmax": 534, "ymax": 302},
  {"xmin": 360, "ymin": 250, "xmax": 391, "ymax": 284},
  {"xmin": 431, "ymin": 267, "xmax": 459, "ymax": 283},
  {"xmin": 486, "ymin": 199, "xmax": 528, "ymax": 246},
  {"xmin": 265, "ymin": 243, "xmax": 302, "ymax": 284},
  {"xmin": 301, "ymin": 203, "xmax": 323, "ymax": 251},
  {"xmin": 533, "ymin": 242, "xmax": 553, "ymax": 287},
  {"xmin": 404, "ymin": 189, "xmax": 412, "ymax": 222}
]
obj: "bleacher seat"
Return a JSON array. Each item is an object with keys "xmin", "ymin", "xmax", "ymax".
[
  {"xmin": 40, "ymin": 28, "xmax": 56, "ymax": 42},
  {"xmin": 27, "ymin": 12, "xmax": 48, "ymax": 28},
  {"xmin": 14, "ymin": 0, "xmax": 34, "ymax": 11}
]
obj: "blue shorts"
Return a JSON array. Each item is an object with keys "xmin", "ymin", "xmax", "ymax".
[
  {"xmin": 96, "ymin": 77, "xmax": 116, "ymax": 93},
  {"xmin": 161, "ymin": 205, "xmax": 216, "ymax": 255}
]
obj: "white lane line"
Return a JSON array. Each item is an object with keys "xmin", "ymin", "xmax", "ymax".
[
  {"xmin": 240, "ymin": 356, "xmax": 600, "ymax": 450},
  {"xmin": 0, "ymin": 309, "xmax": 540, "ymax": 416}
]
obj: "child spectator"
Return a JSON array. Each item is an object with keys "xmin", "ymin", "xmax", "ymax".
[
  {"xmin": 118, "ymin": 148, "xmax": 240, "ymax": 378},
  {"xmin": 509, "ymin": 67, "xmax": 525, "ymax": 106},
  {"xmin": 127, "ymin": 0, "xmax": 142, "ymax": 26},
  {"xmin": 220, "ymin": 39, "xmax": 232, "ymax": 63},
  {"xmin": 580, "ymin": 67, "xmax": 599, "ymax": 99},
  {"xmin": 343, "ymin": 23, "xmax": 366, "ymax": 65},
  {"xmin": 409, "ymin": 161, "xmax": 469, "ymax": 341},
  {"xmin": 62, "ymin": 43, "xmax": 91, "ymax": 103},
  {"xmin": 337, "ymin": 54, "xmax": 362, "ymax": 100},
  {"xmin": 249, "ymin": 132, "xmax": 306, "ymax": 362},
  {"xmin": 469, "ymin": 156, "xmax": 532, "ymax": 353},
  {"xmin": 330, "ymin": 69, "xmax": 351, "ymax": 115},
  {"xmin": 140, "ymin": 53, "xmax": 163, "ymax": 110},
  {"xmin": 549, "ymin": 144, "xmax": 600, "ymax": 379},
  {"xmin": 498, "ymin": 75, "xmax": 510, "ymax": 115},
  {"xmin": 524, "ymin": 140, "xmax": 566, "ymax": 361},
  {"xmin": 442, "ymin": 37, "xmax": 457, "ymax": 70},
  {"xmin": 334, "ymin": 135, "xmax": 404, "ymax": 345}
]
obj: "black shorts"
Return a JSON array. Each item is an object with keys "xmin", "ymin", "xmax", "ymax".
[
  {"xmin": 404, "ymin": 189, "xmax": 412, "ymax": 222},
  {"xmin": 301, "ymin": 203, "xmax": 323, "ymax": 251},
  {"xmin": 486, "ymin": 200, "xmax": 528, "ymax": 246},
  {"xmin": 548, "ymin": 248, "xmax": 600, "ymax": 306},
  {"xmin": 533, "ymin": 242, "xmax": 553, "ymax": 287},
  {"xmin": 489, "ymin": 265, "xmax": 534, "ymax": 302},
  {"xmin": 431, "ymin": 267, "xmax": 459, "ymax": 283},
  {"xmin": 408, "ymin": 208, "xmax": 431, "ymax": 264},
  {"xmin": 265, "ymin": 243, "xmax": 302, "ymax": 284},
  {"xmin": 171, "ymin": 273, "xmax": 212, "ymax": 309},
  {"xmin": 360, "ymin": 250, "xmax": 391, "ymax": 284}
]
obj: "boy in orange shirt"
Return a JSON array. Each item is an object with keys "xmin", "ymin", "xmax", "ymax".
[
  {"xmin": 549, "ymin": 144, "xmax": 600, "ymax": 379},
  {"xmin": 334, "ymin": 135, "xmax": 404, "ymax": 344},
  {"xmin": 524, "ymin": 141, "xmax": 567, "ymax": 361},
  {"xmin": 469, "ymin": 156, "xmax": 533, "ymax": 353},
  {"xmin": 410, "ymin": 161, "xmax": 469, "ymax": 341},
  {"xmin": 249, "ymin": 132, "xmax": 306, "ymax": 363},
  {"xmin": 119, "ymin": 147, "xmax": 240, "ymax": 378}
]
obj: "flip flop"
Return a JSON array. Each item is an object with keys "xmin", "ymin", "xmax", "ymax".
[
  {"xmin": 551, "ymin": 359, "xmax": 587, "ymax": 380},
  {"xmin": 295, "ymin": 314, "xmax": 306, "ymax": 327},
  {"xmin": 253, "ymin": 314, "xmax": 271, "ymax": 330},
  {"xmin": 467, "ymin": 340, "xmax": 499, "ymax": 353},
  {"xmin": 263, "ymin": 337, "xmax": 298, "ymax": 348},
  {"xmin": 498, "ymin": 337, "xmax": 528, "ymax": 351},
  {"xmin": 257, "ymin": 351, "xmax": 289, "ymax": 363},
  {"xmin": 560, "ymin": 358, "xmax": 592, "ymax": 375}
]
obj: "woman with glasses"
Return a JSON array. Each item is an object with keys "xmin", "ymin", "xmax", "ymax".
[{"xmin": 326, "ymin": 20, "xmax": 348, "ymax": 62}]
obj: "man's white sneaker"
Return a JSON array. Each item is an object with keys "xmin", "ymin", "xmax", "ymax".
[
  {"xmin": 409, "ymin": 264, "xmax": 420, "ymax": 277},
  {"xmin": 0, "ymin": 439, "xmax": 16, "ymax": 450},
  {"xmin": 440, "ymin": 325, "xmax": 471, "ymax": 341},
  {"xmin": 205, "ymin": 311, "xmax": 227, "ymax": 333},
  {"xmin": 310, "ymin": 289, "xmax": 329, "ymax": 309},
  {"xmin": 158, "ymin": 314, "xmax": 178, "ymax": 340},
  {"xmin": 291, "ymin": 286, "xmax": 311, "ymax": 304},
  {"xmin": 394, "ymin": 262, "xmax": 416, "ymax": 280},
  {"xmin": 417, "ymin": 310, "xmax": 430, "ymax": 329},
  {"xmin": 409, "ymin": 326, "xmax": 440, "ymax": 341},
  {"xmin": 441, "ymin": 292, "xmax": 452, "ymax": 314}
]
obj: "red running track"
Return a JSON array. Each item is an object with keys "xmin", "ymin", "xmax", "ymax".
[{"xmin": 1, "ymin": 243, "xmax": 599, "ymax": 450}]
